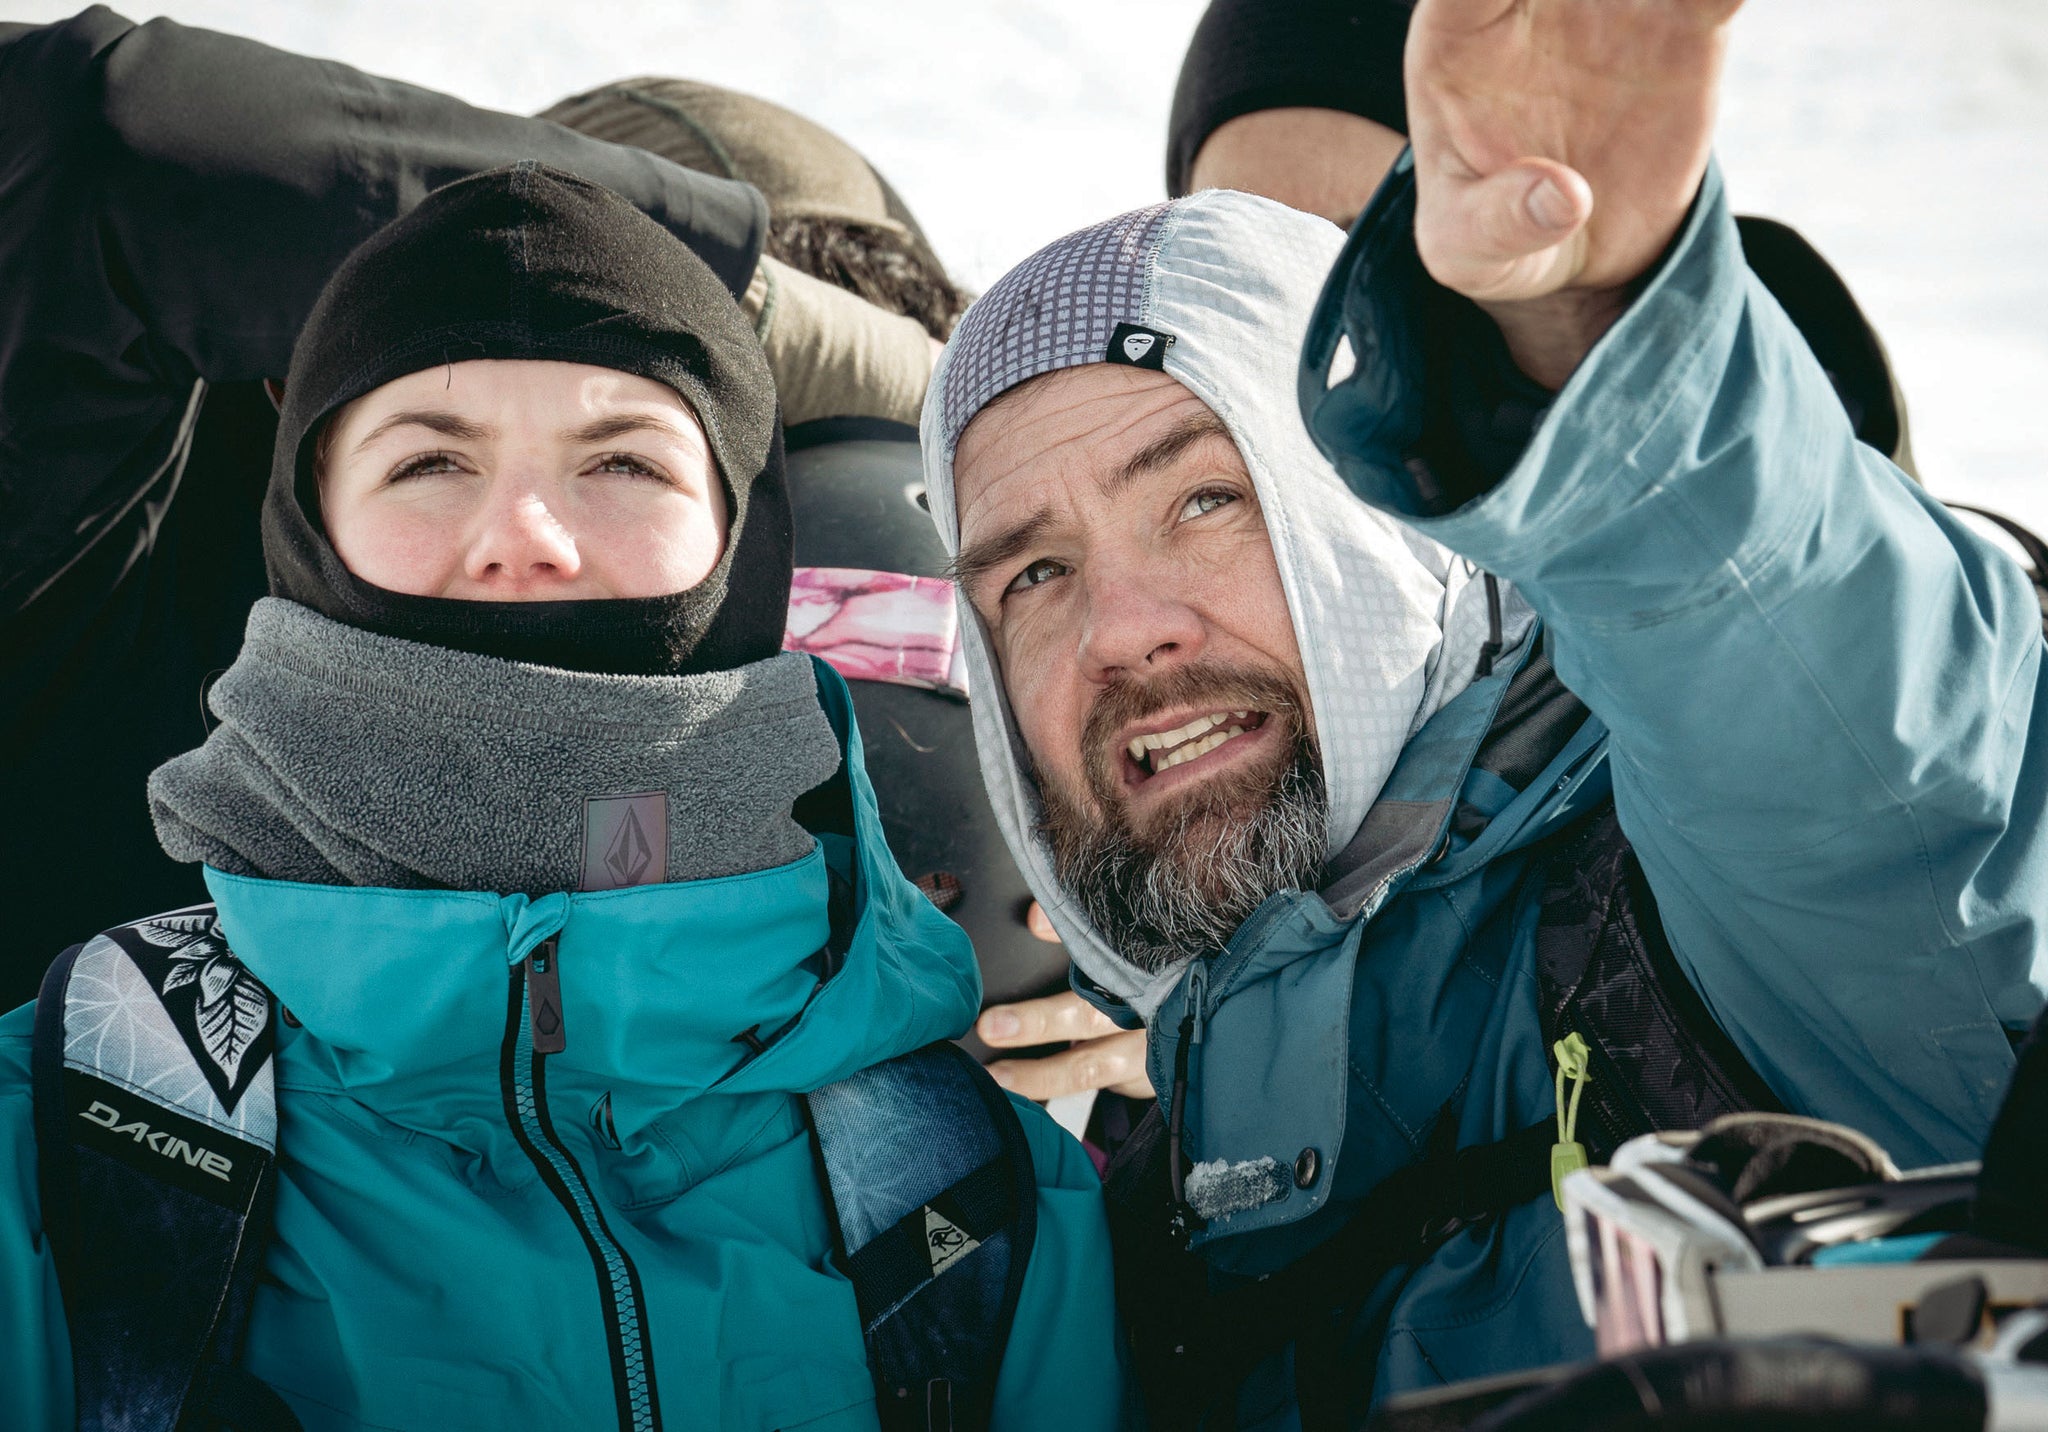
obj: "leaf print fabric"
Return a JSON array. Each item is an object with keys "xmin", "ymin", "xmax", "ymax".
[
  {"xmin": 140, "ymin": 915, "xmax": 267, "ymax": 1086},
  {"xmin": 92, "ymin": 908, "xmax": 277, "ymax": 1116}
]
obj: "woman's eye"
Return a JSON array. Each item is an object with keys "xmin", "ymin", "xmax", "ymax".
[
  {"xmin": 593, "ymin": 451, "xmax": 666, "ymax": 480},
  {"xmin": 387, "ymin": 451, "xmax": 461, "ymax": 482},
  {"xmin": 1179, "ymin": 488, "xmax": 1238, "ymax": 522},
  {"xmin": 1003, "ymin": 557, "xmax": 1069, "ymax": 597}
]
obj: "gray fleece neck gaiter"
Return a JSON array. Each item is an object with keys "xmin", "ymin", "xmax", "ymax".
[{"xmin": 149, "ymin": 599, "xmax": 842, "ymax": 893}]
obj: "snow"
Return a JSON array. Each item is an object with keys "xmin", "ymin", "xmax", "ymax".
[{"xmin": 20, "ymin": 0, "xmax": 2048, "ymax": 528}]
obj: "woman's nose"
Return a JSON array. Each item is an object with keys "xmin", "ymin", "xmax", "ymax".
[{"xmin": 462, "ymin": 488, "xmax": 582, "ymax": 589}]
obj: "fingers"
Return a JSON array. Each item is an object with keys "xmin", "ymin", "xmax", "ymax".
[
  {"xmin": 1025, "ymin": 900, "xmax": 1061, "ymax": 943},
  {"xmin": 977, "ymin": 989, "xmax": 1118, "ymax": 1047},
  {"xmin": 1418, "ymin": 157, "xmax": 1593, "ymax": 303},
  {"xmin": 987, "ymin": 1029, "xmax": 1154, "ymax": 1102},
  {"xmin": 979, "ymin": 988, "xmax": 1156, "ymax": 1103}
]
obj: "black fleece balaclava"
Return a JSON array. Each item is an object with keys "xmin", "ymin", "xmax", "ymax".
[
  {"xmin": 263, "ymin": 161, "xmax": 790, "ymax": 676},
  {"xmin": 1166, "ymin": 0, "xmax": 1416, "ymax": 198}
]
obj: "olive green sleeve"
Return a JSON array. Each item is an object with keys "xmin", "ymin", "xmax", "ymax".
[{"xmin": 744, "ymin": 256, "xmax": 936, "ymax": 428}]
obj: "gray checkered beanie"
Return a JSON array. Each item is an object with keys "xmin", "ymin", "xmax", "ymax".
[
  {"xmin": 935, "ymin": 203, "xmax": 1176, "ymax": 459},
  {"xmin": 920, "ymin": 191, "xmax": 1532, "ymax": 1012}
]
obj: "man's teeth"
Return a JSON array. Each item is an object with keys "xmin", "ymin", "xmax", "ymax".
[{"xmin": 1126, "ymin": 710, "xmax": 1255, "ymax": 772}]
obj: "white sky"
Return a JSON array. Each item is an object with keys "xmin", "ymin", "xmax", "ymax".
[{"xmin": 21, "ymin": 0, "xmax": 2048, "ymax": 529}]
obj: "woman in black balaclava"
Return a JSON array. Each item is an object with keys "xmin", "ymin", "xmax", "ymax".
[{"xmin": 0, "ymin": 163, "xmax": 1125, "ymax": 1430}]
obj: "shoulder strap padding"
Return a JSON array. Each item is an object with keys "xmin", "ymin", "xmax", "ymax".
[
  {"xmin": 807, "ymin": 1040, "xmax": 1037, "ymax": 1432},
  {"xmin": 33, "ymin": 906, "xmax": 286, "ymax": 1432}
]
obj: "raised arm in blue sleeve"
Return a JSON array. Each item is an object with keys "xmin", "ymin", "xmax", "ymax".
[{"xmin": 1309, "ymin": 161, "xmax": 2045, "ymax": 1167}]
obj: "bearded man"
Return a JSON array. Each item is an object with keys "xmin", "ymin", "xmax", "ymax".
[{"xmin": 921, "ymin": 0, "xmax": 2048, "ymax": 1424}]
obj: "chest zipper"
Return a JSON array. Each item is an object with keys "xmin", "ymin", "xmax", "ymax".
[
  {"xmin": 1167, "ymin": 961, "xmax": 1209, "ymax": 1245},
  {"xmin": 500, "ymin": 937, "xmax": 664, "ymax": 1432}
]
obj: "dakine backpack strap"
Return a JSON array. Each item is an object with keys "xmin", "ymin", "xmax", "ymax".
[
  {"xmin": 32, "ymin": 905, "xmax": 294, "ymax": 1431},
  {"xmin": 806, "ymin": 1041, "xmax": 1038, "ymax": 1432},
  {"xmin": 1534, "ymin": 802, "xmax": 1785, "ymax": 1159}
]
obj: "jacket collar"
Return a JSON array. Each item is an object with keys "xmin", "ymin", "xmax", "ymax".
[{"xmin": 201, "ymin": 661, "xmax": 979, "ymax": 1126}]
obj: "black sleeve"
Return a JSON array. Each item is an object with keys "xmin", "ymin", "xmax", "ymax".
[
  {"xmin": 0, "ymin": 5, "xmax": 767, "ymax": 615},
  {"xmin": 1407, "ymin": 281, "xmax": 1555, "ymax": 515}
]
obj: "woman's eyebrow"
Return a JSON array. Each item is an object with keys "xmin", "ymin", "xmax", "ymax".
[
  {"xmin": 351, "ymin": 409, "xmax": 491, "ymax": 454},
  {"xmin": 562, "ymin": 413, "xmax": 694, "ymax": 446}
]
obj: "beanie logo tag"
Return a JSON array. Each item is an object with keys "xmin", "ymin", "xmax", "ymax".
[{"xmin": 1108, "ymin": 323, "xmax": 1174, "ymax": 370}]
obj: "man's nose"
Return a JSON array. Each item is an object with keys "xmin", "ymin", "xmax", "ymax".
[
  {"xmin": 1075, "ymin": 564, "xmax": 1206, "ymax": 682},
  {"xmin": 462, "ymin": 485, "xmax": 582, "ymax": 588}
]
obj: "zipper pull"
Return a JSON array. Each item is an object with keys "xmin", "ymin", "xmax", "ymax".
[
  {"xmin": 526, "ymin": 937, "xmax": 566, "ymax": 1055},
  {"xmin": 1551, "ymin": 1032, "xmax": 1591, "ymax": 1209},
  {"xmin": 1186, "ymin": 960, "xmax": 1208, "ymax": 1046}
]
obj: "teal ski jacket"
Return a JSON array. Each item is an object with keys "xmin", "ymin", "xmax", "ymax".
[
  {"xmin": 0, "ymin": 667, "xmax": 1128, "ymax": 1431},
  {"xmin": 1125, "ymin": 163, "xmax": 2048, "ymax": 1423}
]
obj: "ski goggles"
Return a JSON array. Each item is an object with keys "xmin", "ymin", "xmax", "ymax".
[
  {"xmin": 783, "ymin": 566, "xmax": 969, "ymax": 699},
  {"xmin": 1561, "ymin": 1137, "xmax": 1763, "ymax": 1357},
  {"xmin": 1563, "ymin": 1133, "xmax": 2043, "ymax": 1356}
]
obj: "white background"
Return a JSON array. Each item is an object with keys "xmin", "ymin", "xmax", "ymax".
[{"xmin": 20, "ymin": 0, "xmax": 2048, "ymax": 528}]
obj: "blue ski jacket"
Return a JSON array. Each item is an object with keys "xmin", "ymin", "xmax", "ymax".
[
  {"xmin": 1123, "ymin": 163, "xmax": 2047, "ymax": 1423},
  {"xmin": 0, "ymin": 667, "xmax": 1129, "ymax": 1431}
]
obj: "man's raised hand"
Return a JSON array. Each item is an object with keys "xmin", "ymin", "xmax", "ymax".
[{"xmin": 1406, "ymin": 0, "xmax": 1746, "ymax": 388}]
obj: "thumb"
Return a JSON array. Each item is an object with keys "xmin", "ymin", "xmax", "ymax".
[{"xmin": 1423, "ymin": 158, "xmax": 1593, "ymax": 300}]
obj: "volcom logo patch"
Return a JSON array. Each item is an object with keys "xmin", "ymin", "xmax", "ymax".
[
  {"xmin": 1107, "ymin": 322, "xmax": 1174, "ymax": 370},
  {"xmin": 923, "ymin": 1205, "xmax": 980, "ymax": 1275},
  {"xmin": 605, "ymin": 808, "xmax": 653, "ymax": 885},
  {"xmin": 581, "ymin": 792, "xmax": 669, "ymax": 891},
  {"xmin": 79, "ymin": 1099, "xmax": 235, "ymax": 1182},
  {"xmin": 590, "ymin": 1091, "xmax": 622, "ymax": 1151}
]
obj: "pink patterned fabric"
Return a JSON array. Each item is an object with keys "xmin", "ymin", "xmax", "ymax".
[{"xmin": 783, "ymin": 567, "xmax": 968, "ymax": 697}]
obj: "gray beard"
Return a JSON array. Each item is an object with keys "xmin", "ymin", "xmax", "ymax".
[{"xmin": 1037, "ymin": 738, "xmax": 1329, "ymax": 976}]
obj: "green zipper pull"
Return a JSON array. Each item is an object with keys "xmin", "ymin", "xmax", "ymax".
[{"xmin": 1551, "ymin": 1032, "xmax": 1591, "ymax": 1210}]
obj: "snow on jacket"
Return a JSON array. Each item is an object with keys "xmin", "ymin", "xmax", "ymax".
[
  {"xmin": 922, "ymin": 168, "xmax": 2046, "ymax": 1422},
  {"xmin": 0, "ymin": 667, "xmax": 1129, "ymax": 1431}
]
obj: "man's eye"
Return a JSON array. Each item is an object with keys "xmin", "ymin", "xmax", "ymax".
[
  {"xmin": 387, "ymin": 451, "xmax": 461, "ymax": 482},
  {"xmin": 1179, "ymin": 488, "xmax": 1238, "ymax": 521},
  {"xmin": 1003, "ymin": 557, "xmax": 1069, "ymax": 597}
]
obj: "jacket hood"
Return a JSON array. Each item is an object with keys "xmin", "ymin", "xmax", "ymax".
[
  {"xmin": 200, "ymin": 662, "xmax": 980, "ymax": 1126},
  {"xmin": 919, "ymin": 191, "xmax": 1532, "ymax": 1012}
]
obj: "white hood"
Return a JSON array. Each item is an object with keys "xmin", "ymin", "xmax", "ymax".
[{"xmin": 920, "ymin": 191, "xmax": 1532, "ymax": 1016}]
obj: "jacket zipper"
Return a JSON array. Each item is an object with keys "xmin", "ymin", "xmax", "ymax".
[
  {"xmin": 500, "ymin": 937, "xmax": 663, "ymax": 1432},
  {"xmin": 1167, "ymin": 960, "xmax": 1209, "ymax": 1240}
]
